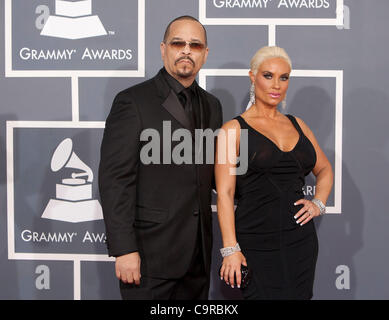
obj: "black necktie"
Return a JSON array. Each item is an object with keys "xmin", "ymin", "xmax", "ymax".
[{"xmin": 179, "ymin": 88, "xmax": 194, "ymax": 128}]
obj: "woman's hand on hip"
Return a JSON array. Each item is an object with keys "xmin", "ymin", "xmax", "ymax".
[{"xmin": 294, "ymin": 198, "xmax": 321, "ymax": 226}]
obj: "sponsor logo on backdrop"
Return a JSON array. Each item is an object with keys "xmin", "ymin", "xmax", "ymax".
[
  {"xmin": 19, "ymin": 47, "xmax": 133, "ymax": 61},
  {"xmin": 21, "ymin": 229, "xmax": 106, "ymax": 244},
  {"xmin": 10, "ymin": 0, "xmax": 139, "ymax": 70},
  {"xmin": 212, "ymin": 0, "xmax": 331, "ymax": 9},
  {"xmin": 40, "ymin": 0, "xmax": 107, "ymax": 40},
  {"xmin": 42, "ymin": 138, "xmax": 103, "ymax": 223},
  {"xmin": 14, "ymin": 135, "xmax": 106, "ymax": 248},
  {"xmin": 203, "ymin": 0, "xmax": 341, "ymax": 20}
]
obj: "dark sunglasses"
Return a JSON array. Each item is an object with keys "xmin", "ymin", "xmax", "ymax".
[{"xmin": 168, "ymin": 40, "xmax": 205, "ymax": 51}]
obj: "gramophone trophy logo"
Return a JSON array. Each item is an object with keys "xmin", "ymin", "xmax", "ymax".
[
  {"xmin": 40, "ymin": 0, "xmax": 107, "ymax": 39},
  {"xmin": 42, "ymin": 138, "xmax": 103, "ymax": 223}
]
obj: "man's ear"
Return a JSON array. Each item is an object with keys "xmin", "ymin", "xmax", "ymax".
[
  {"xmin": 203, "ymin": 47, "xmax": 209, "ymax": 64},
  {"xmin": 160, "ymin": 42, "xmax": 165, "ymax": 60}
]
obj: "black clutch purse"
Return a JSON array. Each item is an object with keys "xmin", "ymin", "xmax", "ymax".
[{"xmin": 219, "ymin": 264, "xmax": 251, "ymax": 289}]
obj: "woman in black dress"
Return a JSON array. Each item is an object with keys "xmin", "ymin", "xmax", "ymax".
[{"xmin": 215, "ymin": 46, "xmax": 333, "ymax": 300}]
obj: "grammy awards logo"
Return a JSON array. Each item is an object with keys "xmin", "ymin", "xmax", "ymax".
[
  {"xmin": 42, "ymin": 138, "xmax": 103, "ymax": 223},
  {"xmin": 40, "ymin": 0, "xmax": 107, "ymax": 40}
]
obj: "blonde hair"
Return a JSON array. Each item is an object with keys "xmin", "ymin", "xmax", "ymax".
[{"xmin": 250, "ymin": 46, "xmax": 292, "ymax": 75}]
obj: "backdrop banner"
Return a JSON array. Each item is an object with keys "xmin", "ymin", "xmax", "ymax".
[{"xmin": 1, "ymin": 0, "xmax": 387, "ymax": 300}]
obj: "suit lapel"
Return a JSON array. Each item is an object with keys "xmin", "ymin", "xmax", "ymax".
[
  {"xmin": 162, "ymin": 90, "xmax": 194, "ymax": 132},
  {"xmin": 154, "ymin": 69, "xmax": 194, "ymax": 133}
]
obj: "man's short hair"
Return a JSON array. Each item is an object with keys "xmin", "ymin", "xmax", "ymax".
[{"xmin": 163, "ymin": 15, "xmax": 208, "ymax": 46}]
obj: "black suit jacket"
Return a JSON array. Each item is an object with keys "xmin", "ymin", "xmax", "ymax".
[{"xmin": 98, "ymin": 69, "xmax": 223, "ymax": 279}]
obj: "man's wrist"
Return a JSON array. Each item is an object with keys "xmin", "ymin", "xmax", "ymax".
[{"xmin": 114, "ymin": 250, "xmax": 139, "ymax": 258}]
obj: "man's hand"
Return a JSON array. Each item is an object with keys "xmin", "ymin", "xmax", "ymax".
[{"xmin": 115, "ymin": 252, "xmax": 141, "ymax": 285}]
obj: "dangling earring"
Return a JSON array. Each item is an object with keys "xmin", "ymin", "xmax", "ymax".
[
  {"xmin": 281, "ymin": 94, "xmax": 287, "ymax": 112},
  {"xmin": 281, "ymin": 100, "xmax": 287, "ymax": 111},
  {"xmin": 250, "ymin": 83, "xmax": 255, "ymax": 105}
]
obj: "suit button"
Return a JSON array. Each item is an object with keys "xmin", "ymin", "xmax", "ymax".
[{"xmin": 193, "ymin": 210, "xmax": 199, "ymax": 216}]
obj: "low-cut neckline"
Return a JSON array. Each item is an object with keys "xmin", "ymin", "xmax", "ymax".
[{"xmin": 239, "ymin": 115, "xmax": 301, "ymax": 153}]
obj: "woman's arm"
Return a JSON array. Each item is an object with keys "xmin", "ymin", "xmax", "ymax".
[
  {"xmin": 294, "ymin": 117, "xmax": 334, "ymax": 225},
  {"xmin": 215, "ymin": 119, "xmax": 247, "ymax": 288}
]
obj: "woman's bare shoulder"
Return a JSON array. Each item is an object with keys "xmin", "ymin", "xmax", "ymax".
[{"xmin": 220, "ymin": 118, "xmax": 241, "ymax": 130}]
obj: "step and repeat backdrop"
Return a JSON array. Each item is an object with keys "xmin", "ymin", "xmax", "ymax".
[{"xmin": 1, "ymin": 0, "xmax": 388, "ymax": 299}]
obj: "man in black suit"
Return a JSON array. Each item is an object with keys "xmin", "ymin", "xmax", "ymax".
[{"xmin": 98, "ymin": 16, "xmax": 223, "ymax": 299}]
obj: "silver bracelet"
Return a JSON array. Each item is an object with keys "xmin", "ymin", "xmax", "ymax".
[
  {"xmin": 220, "ymin": 243, "xmax": 241, "ymax": 258},
  {"xmin": 312, "ymin": 198, "xmax": 326, "ymax": 215}
]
